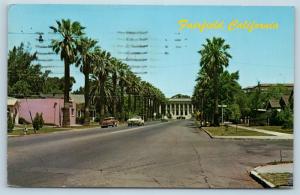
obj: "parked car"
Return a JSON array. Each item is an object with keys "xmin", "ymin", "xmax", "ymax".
[
  {"xmin": 100, "ymin": 117, "xmax": 119, "ymax": 128},
  {"xmin": 127, "ymin": 116, "xmax": 144, "ymax": 126},
  {"xmin": 161, "ymin": 116, "xmax": 168, "ymax": 122}
]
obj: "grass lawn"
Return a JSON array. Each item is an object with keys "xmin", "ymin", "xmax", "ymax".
[
  {"xmin": 253, "ymin": 126, "xmax": 293, "ymax": 134},
  {"xmin": 8, "ymin": 124, "xmax": 103, "ymax": 136},
  {"xmin": 8, "ymin": 127, "xmax": 73, "ymax": 136},
  {"xmin": 203, "ymin": 126, "xmax": 272, "ymax": 136},
  {"xmin": 259, "ymin": 172, "xmax": 293, "ymax": 187}
]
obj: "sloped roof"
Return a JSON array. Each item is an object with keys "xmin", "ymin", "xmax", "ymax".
[
  {"xmin": 280, "ymin": 95, "xmax": 290, "ymax": 106},
  {"xmin": 268, "ymin": 98, "xmax": 281, "ymax": 108},
  {"xmin": 7, "ymin": 97, "xmax": 18, "ymax": 106}
]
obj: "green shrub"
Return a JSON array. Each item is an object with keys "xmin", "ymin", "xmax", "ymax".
[
  {"xmin": 7, "ymin": 114, "xmax": 14, "ymax": 132},
  {"xmin": 39, "ymin": 113, "xmax": 44, "ymax": 128},
  {"xmin": 33, "ymin": 112, "xmax": 44, "ymax": 131},
  {"xmin": 94, "ymin": 114, "xmax": 100, "ymax": 122},
  {"xmin": 277, "ymin": 107, "xmax": 293, "ymax": 129},
  {"xmin": 76, "ymin": 116, "xmax": 85, "ymax": 124}
]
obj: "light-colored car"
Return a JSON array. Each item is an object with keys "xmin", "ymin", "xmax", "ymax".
[{"xmin": 127, "ymin": 116, "xmax": 144, "ymax": 126}]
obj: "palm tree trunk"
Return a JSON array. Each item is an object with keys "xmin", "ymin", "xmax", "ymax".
[
  {"xmin": 84, "ymin": 69, "xmax": 90, "ymax": 125},
  {"xmin": 112, "ymin": 73, "xmax": 117, "ymax": 117},
  {"xmin": 120, "ymin": 83, "xmax": 124, "ymax": 121},
  {"xmin": 62, "ymin": 61, "xmax": 70, "ymax": 127},
  {"xmin": 134, "ymin": 95, "xmax": 137, "ymax": 112},
  {"xmin": 213, "ymin": 68, "xmax": 220, "ymax": 126},
  {"xmin": 99, "ymin": 78, "xmax": 105, "ymax": 122},
  {"xmin": 128, "ymin": 94, "xmax": 132, "ymax": 114},
  {"xmin": 143, "ymin": 97, "xmax": 147, "ymax": 121}
]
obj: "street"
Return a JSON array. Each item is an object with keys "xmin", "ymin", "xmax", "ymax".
[{"xmin": 7, "ymin": 120, "xmax": 293, "ymax": 188}]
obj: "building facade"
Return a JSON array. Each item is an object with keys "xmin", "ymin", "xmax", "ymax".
[
  {"xmin": 162, "ymin": 98, "xmax": 194, "ymax": 119},
  {"xmin": 18, "ymin": 98, "xmax": 77, "ymax": 126},
  {"xmin": 7, "ymin": 97, "xmax": 20, "ymax": 125}
]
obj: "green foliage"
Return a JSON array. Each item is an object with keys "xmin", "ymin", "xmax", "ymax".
[
  {"xmin": 7, "ymin": 114, "xmax": 14, "ymax": 132},
  {"xmin": 228, "ymin": 103, "xmax": 241, "ymax": 123},
  {"xmin": 8, "ymin": 43, "xmax": 49, "ymax": 96},
  {"xmin": 194, "ymin": 37, "xmax": 232, "ymax": 126},
  {"xmin": 277, "ymin": 107, "xmax": 293, "ymax": 129},
  {"xmin": 76, "ymin": 116, "xmax": 85, "ymax": 124},
  {"xmin": 32, "ymin": 113, "xmax": 44, "ymax": 131},
  {"xmin": 171, "ymin": 94, "xmax": 190, "ymax": 99}
]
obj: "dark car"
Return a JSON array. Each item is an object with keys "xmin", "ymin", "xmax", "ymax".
[{"xmin": 100, "ymin": 117, "xmax": 119, "ymax": 128}]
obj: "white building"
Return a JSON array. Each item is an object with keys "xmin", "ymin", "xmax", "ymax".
[{"xmin": 161, "ymin": 98, "xmax": 193, "ymax": 119}]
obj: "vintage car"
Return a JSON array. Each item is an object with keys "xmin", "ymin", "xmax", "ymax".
[
  {"xmin": 100, "ymin": 117, "xmax": 119, "ymax": 128},
  {"xmin": 127, "ymin": 116, "xmax": 144, "ymax": 126}
]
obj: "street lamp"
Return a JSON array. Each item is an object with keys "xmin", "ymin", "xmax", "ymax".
[{"xmin": 218, "ymin": 104, "xmax": 227, "ymax": 124}]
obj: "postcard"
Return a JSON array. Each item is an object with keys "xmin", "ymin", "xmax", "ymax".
[{"xmin": 7, "ymin": 4, "xmax": 294, "ymax": 188}]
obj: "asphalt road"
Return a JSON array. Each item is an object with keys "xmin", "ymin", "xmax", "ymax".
[{"xmin": 7, "ymin": 120, "xmax": 293, "ymax": 188}]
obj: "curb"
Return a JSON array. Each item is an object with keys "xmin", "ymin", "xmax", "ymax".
[
  {"xmin": 200, "ymin": 127, "xmax": 292, "ymax": 140},
  {"xmin": 250, "ymin": 169, "xmax": 276, "ymax": 188},
  {"xmin": 200, "ymin": 127, "xmax": 214, "ymax": 139}
]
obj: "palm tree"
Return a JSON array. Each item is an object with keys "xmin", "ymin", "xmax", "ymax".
[
  {"xmin": 92, "ymin": 49, "xmax": 112, "ymax": 122},
  {"xmin": 50, "ymin": 19, "xmax": 85, "ymax": 127},
  {"xmin": 117, "ymin": 63, "xmax": 130, "ymax": 121},
  {"xmin": 198, "ymin": 37, "xmax": 231, "ymax": 126},
  {"xmin": 110, "ymin": 57, "xmax": 124, "ymax": 118},
  {"xmin": 76, "ymin": 37, "xmax": 98, "ymax": 125}
]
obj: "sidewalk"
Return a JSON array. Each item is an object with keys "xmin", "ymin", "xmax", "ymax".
[
  {"xmin": 250, "ymin": 163, "xmax": 293, "ymax": 188},
  {"xmin": 229, "ymin": 125, "xmax": 293, "ymax": 139}
]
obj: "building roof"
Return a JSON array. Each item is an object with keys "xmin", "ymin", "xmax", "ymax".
[
  {"xmin": 280, "ymin": 95, "xmax": 290, "ymax": 106},
  {"xmin": 168, "ymin": 98, "xmax": 191, "ymax": 102},
  {"xmin": 267, "ymin": 98, "xmax": 281, "ymax": 109},
  {"xmin": 70, "ymin": 94, "xmax": 85, "ymax": 104},
  {"xmin": 243, "ymin": 83, "xmax": 294, "ymax": 90},
  {"xmin": 7, "ymin": 97, "xmax": 18, "ymax": 106}
]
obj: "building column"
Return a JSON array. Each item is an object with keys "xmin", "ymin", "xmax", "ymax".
[
  {"xmin": 159, "ymin": 105, "xmax": 161, "ymax": 114},
  {"xmin": 179, "ymin": 103, "xmax": 181, "ymax": 116},
  {"xmin": 183, "ymin": 104, "xmax": 185, "ymax": 116},
  {"xmin": 191, "ymin": 104, "xmax": 194, "ymax": 113},
  {"xmin": 165, "ymin": 104, "xmax": 167, "ymax": 115}
]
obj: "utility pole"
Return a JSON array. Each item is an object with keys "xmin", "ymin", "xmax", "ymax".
[{"xmin": 218, "ymin": 104, "xmax": 227, "ymax": 124}]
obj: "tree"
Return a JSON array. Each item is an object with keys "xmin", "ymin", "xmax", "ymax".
[
  {"xmin": 73, "ymin": 86, "xmax": 85, "ymax": 94},
  {"xmin": 43, "ymin": 76, "xmax": 76, "ymax": 94},
  {"xmin": 8, "ymin": 43, "xmax": 49, "ymax": 97},
  {"xmin": 33, "ymin": 113, "xmax": 43, "ymax": 133},
  {"xmin": 50, "ymin": 19, "xmax": 85, "ymax": 127},
  {"xmin": 91, "ymin": 49, "xmax": 112, "ymax": 122},
  {"xmin": 7, "ymin": 114, "xmax": 14, "ymax": 133},
  {"xmin": 77, "ymin": 37, "xmax": 98, "ymax": 124},
  {"xmin": 277, "ymin": 107, "xmax": 293, "ymax": 129},
  {"xmin": 198, "ymin": 37, "xmax": 232, "ymax": 126}
]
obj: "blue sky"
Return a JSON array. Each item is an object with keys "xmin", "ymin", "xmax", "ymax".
[{"xmin": 8, "ymin": 5, "xmax": 294, "ymax": 97}]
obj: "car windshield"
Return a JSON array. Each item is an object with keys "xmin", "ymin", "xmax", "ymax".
[{"xmin": 104, "ymin": 117, "xmax": 114, "ymax": 121}]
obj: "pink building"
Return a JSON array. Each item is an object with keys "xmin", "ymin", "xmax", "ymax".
[{"xmin": 18, "ymin": 98, "xmax": 76, "ymax": 126}]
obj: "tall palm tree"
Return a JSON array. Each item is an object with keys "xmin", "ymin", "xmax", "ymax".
[
  {"xmin": 76, "ymin": 37, "xmax": 98, "ymax": 124},
  {"xmin": 110, "ymin": 57, "xmax": 123, "ymax": 118},
  {"xmin": 198, "ymin": 37, "xmax": 231, "ymax": 126},
  {"xmin": 50, "ymin": 19, "xmax": 85, "ymax": 127},
  {"xmin": 117, "ymin": 63, "xmax": 130, "ymax": 121},
  {"xmin": 92, "ymin": 49, "xmax": 112, "ymax": 122}
]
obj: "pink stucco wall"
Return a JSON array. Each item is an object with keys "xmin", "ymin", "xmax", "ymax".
[{"xmin": 18, "ymin": 98, "xmax": 76, "ymax": 126}]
